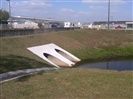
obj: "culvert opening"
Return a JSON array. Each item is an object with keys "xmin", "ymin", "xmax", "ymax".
[
  {"xmin": 43, "ymin": 53, "xmax": 49, "ymax": 58},
  {"xmin": 43, "ymin": 53, "xmax": 69, "ymax": 67},
  {"xmin": 55, "ymin": 49, "xmax": 78, "ymax": 62}
]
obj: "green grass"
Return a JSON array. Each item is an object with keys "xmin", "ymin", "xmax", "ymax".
[
  {"xmin": 0, "ymin": 29, "xmax": 133, "ymax": 73},
  {"xmin": 0, "ymin": 55, "xmax": 52, "ymax": 73},
  {"xmin": 0, "ymin": 29, "xmax": 133, "ymax": 98},
  {"xmin": 1, "ymin": 69, "xmax": 133, "ymax": 99}
]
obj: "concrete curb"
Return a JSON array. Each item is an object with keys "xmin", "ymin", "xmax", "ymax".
[{"xmin": 0, "ymin": 67, "xmax": 59, "ymax": 83}]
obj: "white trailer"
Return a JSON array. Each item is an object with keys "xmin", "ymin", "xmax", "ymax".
[{"xmin": 64, "ymin": 22, "xmax": 71, "ymax": 28}]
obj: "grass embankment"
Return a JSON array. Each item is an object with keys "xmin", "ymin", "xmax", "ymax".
[
  {"xmin": 1, "ymin": 69, "xmax": 133, "ymax": 99},
  {"xmin": 0, "ymin": 29, "xmax": 133, "ymax": 73},
  {"xmin": 0, "ymin": 29, "xmax": 133, "ymax": 98}
]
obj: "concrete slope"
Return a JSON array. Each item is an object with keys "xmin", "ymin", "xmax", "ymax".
[{"xmin": 0, "ymin": 67, "xmax": 59, "ymax": 83}]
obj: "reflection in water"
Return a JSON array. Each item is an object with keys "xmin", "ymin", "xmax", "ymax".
[{"xmin": 77, "ymin": 60, "xmax": 133, "ymax": 71}]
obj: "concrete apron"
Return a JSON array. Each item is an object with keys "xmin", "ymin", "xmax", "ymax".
[
  {"xmin": 27, "ymin": 43, "xmax": 81, "ymax": 68},
  {"xmin": 0, "ymin": 67, "xmax": 59, "ymax": 83}
]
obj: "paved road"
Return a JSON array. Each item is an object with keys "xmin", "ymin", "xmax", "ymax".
[{"xmin": 0, "ymin": 67, "xmax": 59, "ymax": 83}]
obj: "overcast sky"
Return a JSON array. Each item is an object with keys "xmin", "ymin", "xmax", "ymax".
[{"xmin": 1, "ymin": 0, "xmax": 132, "ymax": 22}]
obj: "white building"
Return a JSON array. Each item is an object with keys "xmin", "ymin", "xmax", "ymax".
[
  {"xmin": 88, "ymin": 23, "xmax": 93, "ymax": 29},
  {"xmin": 82, "ymin": 23, "xmax": 94, "ymax": 29},
  {"xmin": 126, "ymin": 22, "xmax": 133, "ymax": 30},
  {"xmin": 8, "ymin": 16, "xmax": 65, "ymax": 29},
  {"xmin": 10, "ymin": 20, "xmax": 39, "ymax": 29},
  {"xmin": 8, "ymin": 16, "xmax": 83, "ymax": 29},
  {"xmin": 74, "ymin": 22, "xmax": 82, "ymax": 28},
  {"xmin": 92, "ymin": 21, "xmax": 128, "ymax": 30}
]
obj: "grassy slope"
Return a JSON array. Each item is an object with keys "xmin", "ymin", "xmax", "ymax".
[
  {"xmin": 0, "ymin": 29, "xmax": 133, "ymax": 98},
  {"xmin": 0, "ymin": 29, "xmax": 133, "ymax": 73},
  {"xmin": 1, "ymin": 69, "xmax": 133, "ymax": 99}
]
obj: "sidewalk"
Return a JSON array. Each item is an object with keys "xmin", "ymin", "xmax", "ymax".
[{"xmin": 0, "ymin": 67, "xmax": 59, "ymax": 83}]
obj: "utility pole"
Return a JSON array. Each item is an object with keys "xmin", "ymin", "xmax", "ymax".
[
  {"xmin": 7, "ymin": 0, "xmax": 11, "ymax": 17},
  {"xmin": 9, "ymin": 0, "xmax": 11, "ymax": 17},
  {"xmin": 7, "ymin": 0, "xmax": 11, "ymax": 26},
  {"xmin": 108, "ymin": 0, "xmax": 110, "ymax": 30}
]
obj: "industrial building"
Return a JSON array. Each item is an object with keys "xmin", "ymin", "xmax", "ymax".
[
  {"xmin": 126, "ymin": 22, "xmax": 133, "ymax": 30},
  {"xmin": 8, "ymin": 16, "xmax": 82, "ymax": 29},
  {"xmin": 82, "ymin": 21, "xmax": 132, "ymax": 30}
]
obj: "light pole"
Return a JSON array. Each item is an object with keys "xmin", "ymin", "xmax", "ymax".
[
  {"xmin": 7, "ymin": 0, "xmax": 11, "ymax": 25},
  {"xmin": 7, "ymin": 0, "xmax": 11, "ymax": 17},
  {"xmin": 108, "ymin": 0, "xmax": 110, "ymax": 30},
  {"xmin": 9, "ymin": 0, "xmax": 11, "ymax": 16}
]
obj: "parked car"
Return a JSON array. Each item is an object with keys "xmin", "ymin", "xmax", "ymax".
[
  {"xmin": 115, "ymin": 25, "xmax": 123, "ymax": 29},
  {"xmin": 51, "ymin": 24, "xmax": 60, "ymax": 28}
]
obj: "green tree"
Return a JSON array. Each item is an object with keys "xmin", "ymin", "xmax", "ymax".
[
  {"xmin": 38, "ymin": 23, "xmax": 43, "ymax": 29},
  {"xmin": 0, "ymin": 10, "xmax": 9, "ymax": 22}
]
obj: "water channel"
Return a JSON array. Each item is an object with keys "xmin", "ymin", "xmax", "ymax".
[{"xmin": 74, "ymin": 57, "xmax": 133, "ymax": 71}]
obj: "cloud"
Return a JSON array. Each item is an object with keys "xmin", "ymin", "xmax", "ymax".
[
  {"xmin": 82, "ymin": 0, "xmax": 127, "ymax": 4},
  {"xmin": 82, "ymin": 0, "xmax": 128, "ymax": 12},
  {"xmin": 78, "ymin": 11, "xmax": 89, "ymax": 15},
  {"xmin": 89, "ymin": 5, "xmax": 104, "ymax": 9},
  {"xmin": 82, "ymin": 0, "xmax": 128, "ymax": 9},
  {"xmin": 82, "ymin": 0, "xmax": 104, "ymax": 4},
  {"xmin": 12, "ymin": 0, "xmax": 52, "ymax": 9},
  {"xmin": 9, "ymin": 0, "xmax": 52, "ymax": 17},
  {"xmin": 60, "ymin": 8, "xmax": 74, "ymax": 13}
]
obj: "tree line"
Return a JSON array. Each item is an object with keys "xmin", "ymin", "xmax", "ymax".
[{"xmin": 0, "ymin": 10, "xmax": 9, "ymax": 24}]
